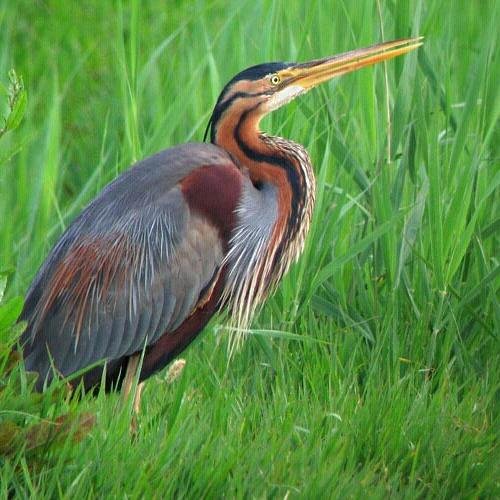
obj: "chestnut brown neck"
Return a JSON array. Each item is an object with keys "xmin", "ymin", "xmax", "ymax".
[{"xmin": 213, "ymin": 102, "xmax": 315, "ymax": 268}]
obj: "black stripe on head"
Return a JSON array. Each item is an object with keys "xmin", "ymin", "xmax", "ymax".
[{"xmin": 204, "ymin": 62, "xmax": 294, "ymax": 143}]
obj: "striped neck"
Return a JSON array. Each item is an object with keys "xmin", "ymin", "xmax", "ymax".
[{"xmin": 212, "ymin": 103, "xmax": 315, "ymax": 278}]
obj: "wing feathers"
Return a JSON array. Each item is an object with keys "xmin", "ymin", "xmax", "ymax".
[{"xmin": 21, "ymin": 144, "xmax": 238, "ymax": 389}]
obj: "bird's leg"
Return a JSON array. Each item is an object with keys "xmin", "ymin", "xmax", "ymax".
[
  {"xmin": 133, "ymin": 382, "xmax": 145, "ymax": 415},
  {"xmin": 122, "ymin": 354, "xmax": 142, "ymax": 433},
  {"xmin": 130, "ymin": 381, "xmax": 145, "ymax": 436},
  {"xmin": 122, "ymin": 354, "xmax": 140, "ymax": 402}
]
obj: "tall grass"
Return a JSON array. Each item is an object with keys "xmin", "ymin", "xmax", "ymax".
[{"xmin": 1, "ymin": 0, "xmax": 498, "ymax": 497}]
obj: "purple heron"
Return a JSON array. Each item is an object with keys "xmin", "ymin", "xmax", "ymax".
[{"xmin": 21, "ymin": 38, "xmax": 422, "ymax": 411}]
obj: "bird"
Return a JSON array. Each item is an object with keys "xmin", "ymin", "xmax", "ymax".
[{"xmin": 20, "ymin": 37, "xmax": 422, "ymax": 412}]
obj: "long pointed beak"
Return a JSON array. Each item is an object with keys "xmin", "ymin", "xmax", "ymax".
[{"xmin": 279, "ymin": 37, "xmax": 423, "ymax": 89}]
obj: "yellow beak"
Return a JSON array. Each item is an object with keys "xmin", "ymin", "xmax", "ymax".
[{"xmin": 279, "ymin": 37, "xmax": 423, "ymax": 89}]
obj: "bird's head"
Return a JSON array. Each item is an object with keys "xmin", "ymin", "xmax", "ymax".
[{"xmin": 205, "ymin": 37, "xmax": 423, "ymax": 144}]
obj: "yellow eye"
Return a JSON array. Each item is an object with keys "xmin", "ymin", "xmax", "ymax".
[{"xmin": 270, "ymin": 74, "xmax": 281, "ymax": 85}]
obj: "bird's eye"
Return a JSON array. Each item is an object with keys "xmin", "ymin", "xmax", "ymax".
[{"xmin": 270, "ymin": 74, "xmax": 281, "ymax": 85}]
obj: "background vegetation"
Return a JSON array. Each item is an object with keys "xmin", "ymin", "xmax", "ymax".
[{"xmin": 0, "ymin": 0, "xmax": 498, "ymax": 497}]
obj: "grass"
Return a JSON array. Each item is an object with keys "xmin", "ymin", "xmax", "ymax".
[{"xmin": 1, "ymin": 0, "xmax": 499, "ymax": 497}]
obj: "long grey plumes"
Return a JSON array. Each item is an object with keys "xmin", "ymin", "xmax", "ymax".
[
  {"xmin": 222, "ymin": 136, "xmax": 316, "ymax": 354},
  {"xmin": 221, "ymin": 179, "xmax": 277, "ymax": 349}
]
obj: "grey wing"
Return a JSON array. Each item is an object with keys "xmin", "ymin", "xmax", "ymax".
[{"xmin": 20, "ymin": 144, "xmax": 230, "ymax": 389}]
